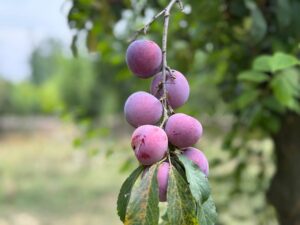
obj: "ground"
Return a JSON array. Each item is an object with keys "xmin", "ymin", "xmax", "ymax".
[{"xmin": 0, "ymin": 117, "xmax": 128, "ymax": 225}]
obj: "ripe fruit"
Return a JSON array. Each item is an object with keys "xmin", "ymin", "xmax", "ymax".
[
  {"xmin": 124, "ymin": 91, "xmax": 163, "ymax": 127},
  {"xmin": 131, "ymin": 125, "xmax": 168, "ymax": 165},
  {"xmin": 150, "ymin": 70, "xmax": 190, "ymax": 109},
  {"xmin": 165, "ymin": 113, "xmax": 203, "ymax": 148},
  {"xmin": 126, "ymin": 40, "xmax": 162, "ymax": 78},
  {"xmin": 157, "ymin": 162, "xmax": 170, "ymax": 202},
  {"xmin": 182, "ymin": 147, "xmax": 209, "ymax": 176}
]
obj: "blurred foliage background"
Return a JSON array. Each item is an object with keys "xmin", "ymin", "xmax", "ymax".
[{"xmin": 0, "ymin": 0, "xmax": 300, "ymax": 225}]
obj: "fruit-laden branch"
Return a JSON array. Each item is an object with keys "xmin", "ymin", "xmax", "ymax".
[
  {"xmin": 130, "ymin": 0, "xmax": 183, "ymax": 128},
  {"xmin": 121, "ymin": 2, "xmax": 217, "ymax": 223},
  {"xmin": 160, "ymin": 0, "xmax": 181, "ymax": 127}
]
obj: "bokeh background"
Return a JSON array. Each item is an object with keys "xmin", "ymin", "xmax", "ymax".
[{"xmin": 1, "ymin": 0, "xmax": 300, "ymax": 225}]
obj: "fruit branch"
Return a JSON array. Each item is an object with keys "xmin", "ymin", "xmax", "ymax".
[
  {"xmin": 128, "ymin": 0, "xmax": 184, "ymax": 129},
  {"xmin": 131, "ymin": 0, "xmax": 183, "ymax": 42},
  {"xmin": 131, "ymin": 11, "xmax": 165, "ymax": 41},
  {"xmin": 160, "ymin": 0, "xmax": 181, "ymax": 127}
]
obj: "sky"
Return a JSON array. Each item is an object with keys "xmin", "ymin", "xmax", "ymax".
[{"xmin": 0, "ymin": 0, "xmax": 72, "ymax": 82}]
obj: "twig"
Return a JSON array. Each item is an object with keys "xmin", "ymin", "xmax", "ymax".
[
  {"xmin": 167, "ymin": 150, "xmax": 172, "ymax": 166},
  {"xmin": 130, "ymin": 0, "xmax": 183, "ymax": 42},
  {"xmin": 160, "ymin": 0, "xmax": 178, "ymax": 127},
  {"xmin": 130, "ymin": 9, "xmax": 165, "ymax": 42},
  {"xmin": 177, "ymin": 0, "xmax": 184, "ymax": 11}
]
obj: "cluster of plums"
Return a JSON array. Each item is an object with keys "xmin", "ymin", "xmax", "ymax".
[{"xmin": 124, "ymin": 39, "xmax": 209, "ymax": 202}]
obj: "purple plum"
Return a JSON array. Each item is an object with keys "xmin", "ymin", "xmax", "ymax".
[
  {"xmin": 165, "ymin": 113, "xmax": 203, "ymax": 148},
  {"xmin": 131, "ymin": 125, "xmax": 168, "ymax": 165},
  {"xmin": 157, "ymin": 162, "xmax": 170, "ymax": 202},
  {"xmin": 182, "ymin": 147, "xmax": 209, "ymax": 176},
  {"xmin": 150, "ymin": 70, "xmax": 190, "ymax": 109},
  {"xmin": 126, "ymin": 40, "xmax": 162, "ymax": 78},
  {"xmin": 124, "ymin": 91, "xmax": 163, "ymax": 127}
]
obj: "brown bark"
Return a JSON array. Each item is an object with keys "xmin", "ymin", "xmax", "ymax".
[{"xmin": 267, "ymin": 113, "xmax": 300, "ymax": 225}]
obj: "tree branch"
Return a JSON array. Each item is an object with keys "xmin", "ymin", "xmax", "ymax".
[
  {"xmin": 130, "ymin": 9, "xmax": 165, "ymax": 42},
  {"xmin": 130, "ymin": 0, "xmax": 183, "ymax": 42},
  {"xmin": 160, "ymin": 0, "xmax": 179, "ymax": 127},
  {"xmin": 131, "ymin": 0, "xmax": 183, "ymax": 128}
]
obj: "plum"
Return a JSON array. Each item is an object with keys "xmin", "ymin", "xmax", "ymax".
[
  {"xmin": 150, "ymin": 70, "xmax": 190, "ymax": 109},
  {"xmin": 124, "ymin": 91, "xmax": 163, "ymax": 127},
  {"xmin": 126, "ymin": 40, "xmax": 162, "ymax": 78},
  {"xmin": 165, "ymin": 113, "xmax": 203, "ymax": 148},
  {"xmin": 131, "ymin": 125, "xmax": 168, "ymax": 165},
  {"xmin": 157, "ymin": 162, "xmax": 170, "ymax": 202},
  {"xmin": 182, "ymin": 147, "xmax": 209, "ymax": 176}
]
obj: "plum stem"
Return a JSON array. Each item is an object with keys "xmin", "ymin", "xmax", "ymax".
[
  {"xmin": 161, "ymin": 0, "xmax": 183, "ymax": 165},
  {"xmin": 160, "ymin": 0, "xmax": 182, "ymax": 127}
]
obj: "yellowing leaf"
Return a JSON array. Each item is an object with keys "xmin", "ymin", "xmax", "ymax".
[
  {"xmin": 167, "ymin": 167, "xmax": 198, "ymax": 225},
  {"xmin": 125, "ymin": 165, "xmax": 159, "ymax": 225}
]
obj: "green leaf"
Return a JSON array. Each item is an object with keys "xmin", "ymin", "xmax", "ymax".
[
  {"xmin": 262, "ymin": 96, "xmax": 285, "ymax": 114},
  {"xmin": 252, "ymin": 53, "xmax": 299, "ymax": 73},
  {"xmin": 245, "ymin": 0, "xmax": 267, "ymax": 43},
  {"xmin": 252, "ymin": 55, "xmax": 272, "ymax": 72},
  {"xmin": 117, "ymin": 166, "xmax": 144, "ymax": 222},
  {"xmin": 125, "ymin": 165, "xmax": 159, "ymax": 225},
  {"xmin": 167, "ymin": 166, "xmax": 198, "ymax": 225},
  {"xmin": 178, "ymin": 155, "xmax": 211, "ymax": 203},
  {"xmin": 86, "ymin": 30, "xmax": 98, "ymax": 53},
  {"xmin": 171, "ymin": 157, "xmax": 187, "ymax": 180},
  {"xmin": 276, "ymin": 0, "xmax": 292, "ymax": 28},
  {"xmin": 237, "ymin": 70, "xmax": 269, "ymax": 83},
  {"xmin": 197, "ymin": 197, "xmax": 218, "ymax": 225},
  {"xmin": 260, "ymin": 111, "xmax": 281, "ymax": 133},
  {"xmin": 270, "ymin": 69, "xmax": 300, "ymax": 111},
  {"xmin": 71, "ymin": 33, "xmax": 78, "ymax": 57},
  {"xmin": 234, "ymin": 89, "xmax": 260, "ymax": 109},
  {"xmin": 270, "ymin": 52, "xmax": 300, "ymax": 73},
  {"xmin": 159, "ymin": 212, "xmax": 171, "ymax": 225},
  {"xmin": 159, "ymin": 220, "xmax": 171, "ymax": 225}
]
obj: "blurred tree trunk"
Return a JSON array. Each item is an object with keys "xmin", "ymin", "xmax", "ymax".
[{"xmin": 268, "ymin": 113, "xmax": 300, "ymax": 225}]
